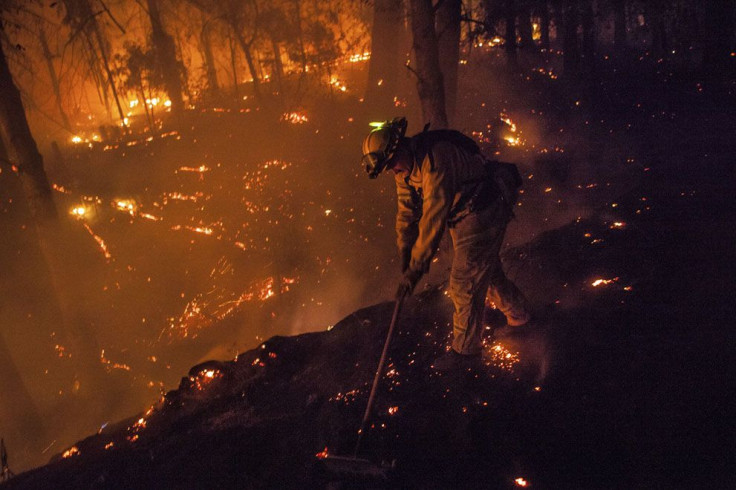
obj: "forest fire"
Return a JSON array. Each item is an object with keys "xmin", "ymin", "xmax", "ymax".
[{"xmin": 0, "ymin": 0, "xmax": 731, "ymax": 486}]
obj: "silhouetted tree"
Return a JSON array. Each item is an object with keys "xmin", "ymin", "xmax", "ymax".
[
  {"xmin": 409, "ymin": 0, "xmax": 448, "ymax": 128},
  {"xmin": 538, "ymin": 0, "xmax": 551, "ymax": 50},
  {"xmin": 62, "ymin": 0, "xmax": 127, "ymax": 125},
  {"xmin": 437, "ymin": 0, "xmax": 461, "ymax": 125},
  {"xmin": 145, "ymin": 0, "xmax": 185, "ymax": 113}
]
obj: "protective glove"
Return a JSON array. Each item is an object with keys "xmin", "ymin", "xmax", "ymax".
[
  {"xmin": 395, "ymin": 268, "xmax": 423, "ymax": 299},
  {"xmin": 399, "ymin": 247, "xmax": 412, "ymax": 273}
]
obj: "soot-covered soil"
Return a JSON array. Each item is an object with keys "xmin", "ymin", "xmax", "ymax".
[{"xmin": 4, "ymin": 149, "xmax": 734, "ymax": 488}]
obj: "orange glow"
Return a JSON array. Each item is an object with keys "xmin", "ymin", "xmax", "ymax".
[{"xmin": 62, "ymin": 446, "xmax": 80, "ymax": 458}]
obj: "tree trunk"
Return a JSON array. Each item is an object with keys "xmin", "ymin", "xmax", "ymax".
[
  {"xmin": 234, "ymin": 31, "xmax": 262, "ymax": 101},
  {"xmin": 0, "ymin": 44, "xmax": 56, "ymax": 223},
  {"xmin": 39, "ymin": 28, "xmax": 71, "ymax": 132},
  {"xmin": 366, "ymin": 0, "xmax": 403, "ymax": 111},
  {"xmin": 436, "ymin": 0, "xmax": 461, "ymax": 126},
  {"xmin": 562, "ymin": 0, "xmax": 580, "ymax": 76},
  {"xmin": 539, "ymin": 0, "xmax": 551, "ymax": 50},
  {"xmin": 228, "ymin": 31, "xmax": 240, "ymax": 100},
  {"xmin": 505, "ymin": 0, "xmax": 518, "ymax": 68},
  {"xmin": 613, "ymin": 0, "xmax": 627, "ymax": 56},
  {"xmin": 269, "ymin": 36, "xmax": 284, "ymax": 95},
  {"xmin": 200, "ymin": 19, "xmax": 219, "ymax": 96},
  {"xmin": 146, "ymin": 0, "xmax": 184, "ymax": 113},
  {"xmin": 90, "ymin": 20, "xmax": 126, "ymax": 125},
  {"xmin": 518, "ymin": 6, "xmax": 535, "ymax": 50},
  {"xmin": 409, "ymin": 0, "xmax": 448, "ymax": 129},
  {"xmin": 291, "ymin": 0, "xmax": 308, "ymax": 74},
  {"xmin": 0, "ymin": 39, "xmax": 107, "ymax": 401}
]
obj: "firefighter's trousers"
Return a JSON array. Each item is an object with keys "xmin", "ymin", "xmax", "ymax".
[{"xmin": 449, "ymin": 200, "xmax": 529, "ymax": 355}]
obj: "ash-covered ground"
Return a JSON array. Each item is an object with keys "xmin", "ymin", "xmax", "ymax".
[{"xmin": 1, "ymin": 49, "xmax": 734, "ymax": 487}]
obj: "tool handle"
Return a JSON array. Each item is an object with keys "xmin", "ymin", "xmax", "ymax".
[{"xmin": 353, "ymin": 292, "xmax": 406, "ymax": 457}]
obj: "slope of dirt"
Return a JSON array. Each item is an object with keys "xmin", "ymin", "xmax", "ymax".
[{"xmin": 3, "ymin": 147, "xmax": 734, "ymax": 488}]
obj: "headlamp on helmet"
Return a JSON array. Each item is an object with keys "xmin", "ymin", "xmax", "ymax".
[{"xmin": 361, "ymin": 117, "xmax": 407, "ymax": 179}]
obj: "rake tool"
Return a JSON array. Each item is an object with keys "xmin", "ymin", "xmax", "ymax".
[{"xmin": 315, "ymin": 291, "xmax": 407, "ymax": 483}]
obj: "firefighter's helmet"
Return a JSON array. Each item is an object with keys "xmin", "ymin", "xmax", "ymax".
[{"xmin": 361, "ymin": 117, "xmax": 408, "ymax": 178}]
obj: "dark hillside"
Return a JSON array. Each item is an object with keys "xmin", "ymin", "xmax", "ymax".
[{"xmin": 4, "ymin": 150, "xmax": 734, "ymax": 488}]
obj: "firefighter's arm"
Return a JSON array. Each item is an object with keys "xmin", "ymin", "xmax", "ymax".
[
  {"xmin": 409, "ymin": 144, "xmax": 454, "ymax": 274},
  {"xmin": 395, "ymin": 176, "xmax": 421, "ymax": 270}
]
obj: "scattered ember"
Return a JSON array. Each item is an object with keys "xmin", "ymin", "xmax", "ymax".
[
  {"xmin": 388, "ymin": 406, "xmax": 399, "ymax": 415},
  {"xmin": 610, "ymin": 221, "xmax": 626, "ymax": 229},
  {"xmin": 100, "ymin": 349, "xmax": 132, "ymax": 372},
  {"xmin": 104, "ymin": 442, "xmax": 114, "ymax": 450},
  {"xmin": 514, "ymin": 477, "xmax": 529, "ymax": 487},
  {"xmin": 330, "ymin": 389, "xmax": 361, "ymax": 404},
  {"xmin": 190, "ymin": 368, "xmax": 224, "ymax": 390},
  {"xmin": 281, "ymin": 112, "xmax": 308, "ymax": 124},
  {"xmin": 483, "ymin": 342, "xmax": 521, "ymax": 371}
]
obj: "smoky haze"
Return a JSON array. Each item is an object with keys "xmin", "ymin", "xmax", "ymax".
[{"xmin": 0, "ymin": 0, "xmax": 673, "ymax": 474}]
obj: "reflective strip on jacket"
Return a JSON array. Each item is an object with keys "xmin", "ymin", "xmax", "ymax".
[{"xmin": 395, "ymin": 140, "xmax": 494, "ymax": 274}]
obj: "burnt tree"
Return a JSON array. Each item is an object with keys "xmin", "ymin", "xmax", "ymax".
[
  {"xmin": 409, "ymin": 0, "xmax": 448, "ymax": 128},
  {"xmin": 0, "ymin": 38, "xmax": 107, "ymax": 402},
  {"xmin": 538, "ymin": 0, "xmax": 551, "ymax": 51},
  {"xmin": 436, "ymin": 0, "xmax": 461, "ymax": 125},
  {"xmin": 145, "ymin": 0, "xmax": 185, "ymax": 113},
  {"xmin": 518, "ymin": 4, "xmax": 535, "ymax": 51},
  {"xmin": 199, "ymin": 16, "xmax": 219, "ymax": 97},
  {"xmin": 63, "ymin": 0, "xmax": 126, "ymax": 125}
]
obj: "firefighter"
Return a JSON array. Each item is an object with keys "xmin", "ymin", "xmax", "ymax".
[{"xmin": 362, "ymin": 118, "xmax": 530, "ymax": 370}]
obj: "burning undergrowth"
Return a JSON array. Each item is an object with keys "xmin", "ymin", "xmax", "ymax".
[{"xmin": 4, "ymin": 286, "xmax": 550, "ymax": 488}]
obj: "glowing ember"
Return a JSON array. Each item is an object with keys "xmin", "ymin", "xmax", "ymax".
[
  {"xmin": 329, "ymin": 76, "xmax": 348, "ymax": 92},
  {"xmin": 281, "ymin": 112, "xmax": 308, "ymax": 124},
  {"xmin": 610, "ymin": 222, "xmax": 626, "ymax": 229},
  {"xmin": 189, "ymin": 368, "xmax": 223, "ymax": 390},
  {"xmin": 315, "ymin": 447, "xmax": 329, "ymax": 459},
  {"xmin": 82, "ymin": 223, "xmax": 112, "ymax": 260},
  {"xmin": 100, "ymin": 349, "xmax": 132, "ymax": 372},
  {"xmin": 104, "ymin": 442, "xmax": 114, "ymax": 450},
  {"xmin": 62, "ymin": 446, "xmax": 79, "ymax": 458},
  {"xmin": 388, "ymin": 406, "xmax": 399, "ymax": 415},
  {"xmin": 115, "ymin": 199, "xmax": 137, "ymax": 215},
  {"xmin": 514, "ymin": 477, "xmax": 529, "ymax": 487},
  {"xmin": 70, "ymin": 205, "xmax": 87, "ymax": 217},
  {"xmin": 178, "ymin": 165, "xmax": 210, "ymax": 173},
  {"xmin": 592, "ymin": 277, "xmax": 619, "ymax": 287},
  {"xmin": 71, "ymin": 135, "xmax": 83, "ymax": 144},
  {"xmin": 483, "ymin": 342, "xmax": 521, "ymax": 371},
  {"xmin": 346, "ymin": 51, "xmax": 370, "ymax": 63},
  {"xmin": 500, "ymin": 114, "xmax": 523, "ymax": 146}
]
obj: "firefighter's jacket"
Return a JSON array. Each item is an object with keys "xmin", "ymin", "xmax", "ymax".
[{"xmin": 395, "ymin": 140, "xmax": 496, "ymax": 274}]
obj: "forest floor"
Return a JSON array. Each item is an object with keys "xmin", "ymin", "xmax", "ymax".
[{"xmin": 1, "ymin": 52, "xmax": 735, "ymax": 486}]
